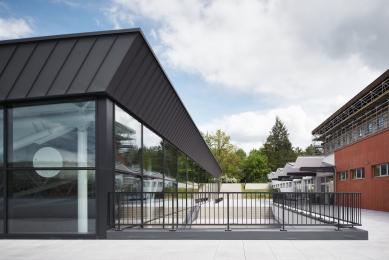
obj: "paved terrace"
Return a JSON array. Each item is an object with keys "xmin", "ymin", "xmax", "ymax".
[{"xmin": 0, "ymin": 209, "xmax": 388, "ymax": 259}]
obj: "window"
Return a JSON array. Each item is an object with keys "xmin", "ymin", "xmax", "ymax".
[
  {"xmin": 351, "ymin": 168, "xmax": 365, "ymax": 179},
  {"xmin": 374, "ymin": 163, "xmax": 388, "ymax": 177},
  {"xmin": 7, "ymin": 100, "xmax": 96, "ymax": 234},
  {"xmin": 338, "ymin": 171, "xmax": 348, "ymax": 181},
  {"xmin": 377, "ymin": 117, "xmax": 384, "ymax": 129},
  {"xmin": 367, "ymin": 123, "xmax": 372, "ymax": 133},
  {"xmin": 358, "ymin": 128, "xmax": 363, "ymax": 137}
]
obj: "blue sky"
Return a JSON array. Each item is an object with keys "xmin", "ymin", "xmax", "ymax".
[{"xmin": 1, "ymin": 0, "xmax": 389, "ymax": 153}]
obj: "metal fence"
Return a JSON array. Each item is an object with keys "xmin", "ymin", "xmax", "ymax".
[
  {"xmin": 109, "ymin": 192, "xmax": 361, "ymax": 231},
  {"xmin": 273, "ymin": 192, "xmax": 362, "ymax": 230}
]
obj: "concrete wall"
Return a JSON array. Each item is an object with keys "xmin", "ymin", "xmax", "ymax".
[
  {"xmin": 335, "ymin": 128, "xmax": 389, "ymax": 212},
  {"xmin": 245, "ymin": 183, "xmax": 270, "ymax": 189}
]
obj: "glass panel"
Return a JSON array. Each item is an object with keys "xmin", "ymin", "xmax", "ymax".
[
  {"xmin": 380, "ymin": 164, "xmax": 387, "ymax": 176},
  {"xmin": 9, "ymin": 101, "xmax": 95, "ymax": 167},
  {"xmin": 0, "ymin": 109, "xmax": 3, "ymax": 233},
  {"xmin": 374, "ymin": 165, "xmax": 380, "ymax": 177},
  {"xmin": 143, "ymin": 127, "xmax": 163, "ymax": 179},
  {"xmin": 177, "ymin": 151, "xmax": 187, "ymax": 192},
  {"xmin": 115, "ymin": 172, "xmax": 141, "ymax": 192},
  {"xmin": 0, "ymin": 170, "xmax": 3, "ymax": 233},
  {"xmin": 187, "ymin": 159, "xmax": 194, "ymax": 191},
  {"xmin": 7, "ymin": 170, "xmax": 95, "ymax": 234},
  {"xmin": 164, "ymin": 142, "xmax": 177, "ymax": 192},
  {"xmin": 115, "ymin": 105, "xmax": 142, "ymax": 174},
  {"xmin": 0, "ymin": 108, "xmax": 3, "ymax": 167}
]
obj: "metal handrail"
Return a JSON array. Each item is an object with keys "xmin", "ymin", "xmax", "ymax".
[{"xmin": 109, "ymin": 191, "xmax": 362, "ymax": 231}]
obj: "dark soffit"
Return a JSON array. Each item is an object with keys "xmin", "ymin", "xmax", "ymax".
[{"xmin": 0, "ymin": 28, "xmax": 222, "ymax": 178}]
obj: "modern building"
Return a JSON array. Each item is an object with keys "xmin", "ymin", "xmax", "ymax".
[
  {"xmin": 0, "ymin": 29, "xmax": 222, "ymax": 239},
  {"xmin": 268, "ymin": 155, "xmax": 335, "ymax": 201},
  {"xmin": 312, "ymin": 69, "xmax": 389, "ymax": 212}
]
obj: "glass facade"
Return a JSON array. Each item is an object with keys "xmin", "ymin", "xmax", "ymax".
[
  {"xmin": 143, "ymin": 126, "xmax": 163, "ymax": 192},
  {"xmin": 7, "ymin": 101, "xmax": 96, "ymax": 234},
  {"xmin": 0, "ymin": 100, "xmax": 215, "ymax": 236},
  {"xmin": 164, "ymin": 142, "xmax": 177, "ymax": 192},
  {"xmin": 177, "ymin": 151, "xmax": 187, "ymax": 191},
  {"xmin": 115, "ymin": 105, "xmax": 142, "ymax": 174},
  {"xmin": 0, "ymin": 109, "xmax": 3, "ymax": 233}
]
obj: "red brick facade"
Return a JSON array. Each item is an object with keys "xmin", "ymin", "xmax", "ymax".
[{"xmin": 335, "ymin": 128, "xmax": 389, "ymax": 212}]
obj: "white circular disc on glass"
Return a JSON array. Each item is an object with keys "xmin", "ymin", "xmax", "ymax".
[{"xmin": 33, "ymin": 147, "xmax": 63, "ymax": 178}]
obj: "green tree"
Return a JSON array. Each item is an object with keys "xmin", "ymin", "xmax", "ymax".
[
  {"xmin": 204, "ymin": 130, "xmax": 244, "ymax": 180},
  {"xmin": 244, "ymin": 149, "xmax": 271, "ymax": 183},
  {"xmin": 263, "ymin": 116, "xmax": 297, "ymax": 171},
  {"xmin": 304, "ymin": 144, "xmax": 315, "ymax": 155}
]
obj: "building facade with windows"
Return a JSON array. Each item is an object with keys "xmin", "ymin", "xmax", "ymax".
[
  {"xmin": 312, "ymin": 69, "xmax": 389, "ymax": 212},
  {"xmin": 0, "ymin": 29, "xmax": 222, "ymax": 238}
]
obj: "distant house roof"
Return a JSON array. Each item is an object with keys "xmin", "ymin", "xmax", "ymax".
[{"xmin": 0, "ymin": 28, "xmax": 222, "ymax": 177}]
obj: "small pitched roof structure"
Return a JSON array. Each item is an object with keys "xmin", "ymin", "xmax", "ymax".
[{"xmin": 0, "ymin": 28, "xmax": 222, "ymax": 177}]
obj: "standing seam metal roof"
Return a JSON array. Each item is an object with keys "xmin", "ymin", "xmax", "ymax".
[{"xmin": 0, "ymin": 28, "xmax": 222, "ymax": 177}]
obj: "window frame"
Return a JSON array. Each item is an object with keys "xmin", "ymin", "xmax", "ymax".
[
  {"xmin": 374, "ymin": 163, "xmax": 389, "ymax": 178},
  {"xmin": 351, "ymin": 168, "xmax": 365, "ymax": 180},
  {"xmin": 338, "ymin": 171, "xmax": 348, "ymax": 181}
]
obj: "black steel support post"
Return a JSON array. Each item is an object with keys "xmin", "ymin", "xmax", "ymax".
[
  {"xmin": 280, "ymin": 193, "xmax": 287, "ymax": 231},
  {"xmin": 115, "ymin": 194, "xmax": 122, "ymax": 231},
  {"xmin": 336, "ymin": 193, "xmax": 342, "ymax": 231},
  {"xmin": 170, "ymin": 193, "xmax": 176, "ymax": 231},
  {"xmin": 225, "ymin": 193, "xmax": 231, "ymax": 231}
]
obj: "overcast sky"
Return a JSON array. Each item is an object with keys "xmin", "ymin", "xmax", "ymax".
[{"xmin": 1, "ymin": 0, "xmax": 389, "ymax": 153}]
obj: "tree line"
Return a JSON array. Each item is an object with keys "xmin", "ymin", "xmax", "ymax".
[{"xmin": 203, "ymin": 116, "xmax": 314, "ymax": 183}]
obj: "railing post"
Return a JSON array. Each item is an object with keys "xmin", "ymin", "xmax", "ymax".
[
  {"xmin": 280, "ymin": 193, "xmax": 287, "ymax": 231},
  {"xmin": 170, "ymin": 192, "xmax": 176, "ymax": 231},
  {"xmin": 115, "ymin": 193, "xmax": 122, "ymax": 231},
  {"xmin": 336, "ymin": 193, "xmax": 342, "ymax": 231},
  {"xmin": 225, "ymin": 193, "xmax": 231, "ymax": 231}
]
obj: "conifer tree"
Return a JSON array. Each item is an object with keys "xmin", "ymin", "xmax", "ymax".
[{"xmin": 263, "ymin": 116, "xmax": 297, "ymax": 171}]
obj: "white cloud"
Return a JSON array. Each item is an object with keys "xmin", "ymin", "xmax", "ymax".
[
  {"xmin": 106, "ymin": 0, "xmax": 385, "ymax": 99},
  {"xmin": 93, "ymin": 18, "xmax": 101, "ymax": 26},
  {"xmin": 0, "ymin": 17, "xmax": 34, "ymax": 40},
  {"xmin": 200, "ymin": 105, "xmax": 326, "ymax": 154},
  {"xmin": 150, "ymin": 28, "xmax": 157, "ymax": 39},
  {"xmin": 105, "ymin": 0, "xmax": 389, "ymax": 152},
  {"xmin": 51, "ymin": 0, "xmax": 80, "ymax": 7}
]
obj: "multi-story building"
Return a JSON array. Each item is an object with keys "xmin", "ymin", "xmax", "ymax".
[{"xmin": 312, "ymin": 69, "xmax": 389, "ymax": 212}]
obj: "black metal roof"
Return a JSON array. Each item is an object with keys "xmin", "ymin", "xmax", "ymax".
[{"xmin": 0, "ymin": 28, "xmax": 222, "ymax": 177}]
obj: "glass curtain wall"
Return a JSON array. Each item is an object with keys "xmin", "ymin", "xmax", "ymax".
[
  {"xmin": 114, "ymin": 105, "xmax": 142, "ymax": 194},
  {"xmin": 142, "ymin": 126, "xmax": 163, "ymax": 193},
  {"xmin": 177, "ymin": 151, "xmax": 187, "ymax": 192},
  {"xmin": 164, "ymin": 142, "xmax": 177, "ymax": 192},
  {"xmin": 0, "ymin": 109, "xmax": 3, "ymax": 233},
  {"xmin": 187, "ymin": 159, "xmax": 194, "ymax": 191},
  {"xmin": 7, "ymin": 100, "xmax": 96, "ymax": 234}
]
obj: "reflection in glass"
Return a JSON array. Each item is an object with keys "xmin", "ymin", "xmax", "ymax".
[
  {"xmin": 7, "ymin": 170, "xmax": 95, "ymax": 233},
  {"xmin": 164, "ymin": 142, "xmax": 177, "ymax": 192},
  {"xmin": 115, "ymin": 172, "xmax": 141, "ymax": 192},
  {"xmin": 0, "ymin": 170, "xmax": 3, "ymax": 233},
  {"xmin": 187, "ymin": 159, "xmax": 194, "ymax": 191},
  {"xmin": 0, "ymin": 109, "xmax": 3, "ymax": 167},
  {"xmin": 9, "ymin": 101, "xmax": 95, "ymax": 167},
  {"xmin": 0, "ymin": 109, "xmax": 3, "ymax": 233},
  {"xmin": 143, "ymin": 127, "xmax": 162, "ymax": 174},
  {"xmin": 115, "ymin": 105, "xmax": 142, "ymax": 174},
  {"xmin": 177, "ymin": 151, "xmax": 187, "ymax": 191}
]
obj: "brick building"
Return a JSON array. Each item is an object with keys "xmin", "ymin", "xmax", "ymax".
[{"xmin": 312, "ymin": 69, "xmax": 389, "ymax": 212}]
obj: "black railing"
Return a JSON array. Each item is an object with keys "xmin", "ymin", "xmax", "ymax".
[
  {"xmin": 109, "ymin": 192, "xmax": 361, "ymax": 231},
  {"xmin": 273, "ymin": 192, "xmax": 362, "ymax": 230}
]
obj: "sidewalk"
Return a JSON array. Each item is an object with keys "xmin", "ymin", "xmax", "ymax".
[{"xmin": 0, "ymin": 209, "xmax": 388, "ymax": 260}]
